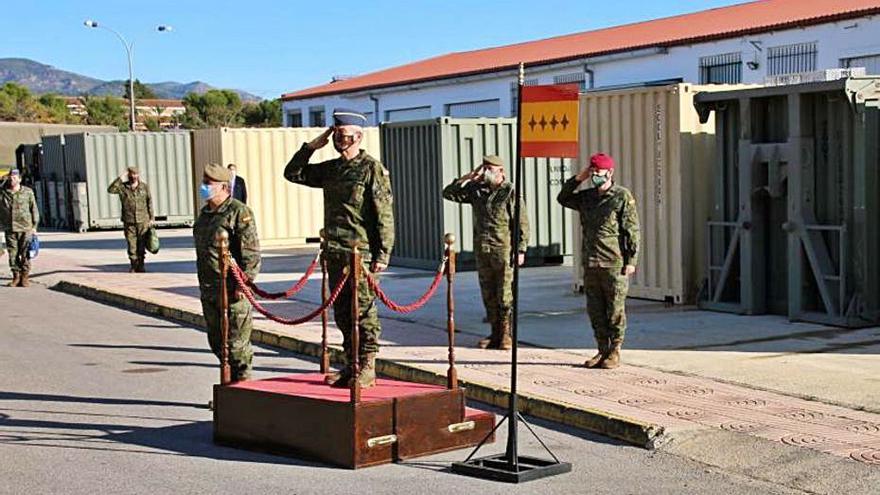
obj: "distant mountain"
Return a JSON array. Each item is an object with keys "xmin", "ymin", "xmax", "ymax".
[{"xmin": 0, "ymin": 58, "xmax": 262, "ymax": 101}]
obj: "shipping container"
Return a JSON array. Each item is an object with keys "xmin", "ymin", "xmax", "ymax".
[
  {"xmin": 0, "ymin": 122, "xmax": 116, "ymax": 168},
  {"xmin": 191, "ymin": 127, "xmax": 382, "ymax": 247},
  {"xmin": 572, "ymin": 84, "xmax": 752, "ymax": 303},
  {"xmin": 381, "ymin": 117, "xmax": 574, "ymax": 270},
  {"xmin": 695, "ymin": 77, "xmax": 880, "ymax": 327},
  {"xmin": 40, "ymin": 132, "xmax": 194, "ymax": 230}
]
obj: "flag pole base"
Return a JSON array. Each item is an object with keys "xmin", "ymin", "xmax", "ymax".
[{"xmin": 451, "ymin": 454, "xmax": 571, "ymax": 483}]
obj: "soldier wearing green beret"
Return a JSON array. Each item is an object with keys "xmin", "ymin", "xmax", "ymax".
[
  {"xmin": 284, "ymin": 108, "xmax": 394, "ymax": 389},
  {"xmin": 557, "ymin": 153, "xmax": 639, "ymax": 369},
  {"xmin": 193, "ymin": 163, "xmax": 262, "ymax": 382},
  {"xmin": 1, "ymin": 169, "xmax": 39, "ymax": 287},
  {"xmin": 443, "ymin": 155, "xmax": 529, "ymax": 350},
  {"xmin": 107, "ymin": 166, "xmax": 153, "ymax": 273}
]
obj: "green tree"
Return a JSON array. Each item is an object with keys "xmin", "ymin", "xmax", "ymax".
[
  {"xmin": 143, "ymin": 117, "xmax": 162, "ymax": 132},
  {"xmin": 242, "ymin": 98, "xmax": 282, "ymax": 127},
  {"xmin": 123, "ymin": 79, "xmax": 158, "ymax": 100},
  {"xmin": 38, "ymin": 94, "xmax": 79, "ymax": 124},
  {"xmin": 80, "ymin": 95, "xmax": 129, "ymax": 130},
  {"xmin": 0, "ymin": 82, "xmax": 42, "ymax": 122},
  {"xmin": 181, "ymin": 89, "xmax": 243, "ymax": 129}
]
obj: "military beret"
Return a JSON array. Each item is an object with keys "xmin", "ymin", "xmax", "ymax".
[
  {"xmin": 127, "ymin": 166, "xmax": 139, "ymax": 175},
  {"xmin": 482, "ymin": 155, "xmax": 504, "ymax": 167},
  {"xmin": 204, "ymin": 163, "xmax": 231, "ymax": 182},
  {"xmin": 9, "ymin": 169, "xmax": 20, "ymax": 176},
  {"xmin": 590, "ymin": 153, "xmax": 615, "ymax": 170},
  {"xmin": 333, "ymin": 108, "xmax": 368, "ymax": 127}
]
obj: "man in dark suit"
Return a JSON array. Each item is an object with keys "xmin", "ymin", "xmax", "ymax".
[{"xmin": 228, "ymin": 163, "xmax": 248, "ymax": 204}]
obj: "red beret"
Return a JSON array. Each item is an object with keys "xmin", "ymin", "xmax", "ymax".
[{"xmin": 590, "ymin": 153, "xmax": 615, "ymax": 170}]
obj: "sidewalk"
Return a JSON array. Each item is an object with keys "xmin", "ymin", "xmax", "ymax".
[{"xmin": 7, "ymin": 229, "xmax": 880, "ymax": 474}]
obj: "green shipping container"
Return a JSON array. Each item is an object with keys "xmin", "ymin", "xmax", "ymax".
[{"xmin": 380, "ymin": 117, "xmax": 575, "ymax": 270}]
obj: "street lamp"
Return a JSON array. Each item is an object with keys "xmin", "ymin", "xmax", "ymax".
[{"xmin": 84, "ymin": 20, "xmax": 172, "ymax": 132}]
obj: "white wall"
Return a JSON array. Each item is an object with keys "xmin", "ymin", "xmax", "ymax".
[{"xmin": 282, "ymin": 16, "xmax": 880, "ymax": 125}]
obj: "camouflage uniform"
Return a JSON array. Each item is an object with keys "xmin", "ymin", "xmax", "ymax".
[
  {"xmin": 107, "ymin": 177, "xmax": 153, "ymax": 269},
  {"xmin": 0, "ymin": 185, "xmax": 39, "ymax": 280},
  {"xmin": 284, "ymin": 144, "xmax": 394, "ymax": 358},
  {"xmin": 193, "ymin": 196, "xmax": 261, "ymax": 382},
  {"xmin": 443, "ymin": 179, "xmax": 529, "ymax": 347},
  {"xmin": 557, "ymin": 178, "xmax": 639, "ymax": 346}
]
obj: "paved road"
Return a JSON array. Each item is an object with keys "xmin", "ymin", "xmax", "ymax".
[{"xmin": 0, "ymin": 286, "xmax": 808, "ymax": 494}]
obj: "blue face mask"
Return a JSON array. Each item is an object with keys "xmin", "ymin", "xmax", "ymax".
[{"xmin": 199, "ymin": 183, "xmax": 215, "ymax": 201}]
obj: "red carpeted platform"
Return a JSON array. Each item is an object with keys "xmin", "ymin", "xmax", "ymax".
[{"xmin": 214, "ymin": 373, "xmax": 495, "ymax": 468}]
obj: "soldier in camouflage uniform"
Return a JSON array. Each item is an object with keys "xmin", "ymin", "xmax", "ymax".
[
  {"xmin": 107, "ymin": 167, "xmax": 153, "ymax": 273},
  {"xmin": 443, "ymin": 155, "xmax": 529, "ymax": 350},
  {"xmin": 0, "ymin": 169, "xmax": 39, "ymax": 287},
  {"xmin": 284, "ymin": 108, "xmax": 394, "ymax": 389},
  {"xmin": 193, "ymin": 163, "xmax": 262, "ymax": 382},
  {"xmin": 557, "ymin": 153, "xmax": 639, "ymax": 369}
]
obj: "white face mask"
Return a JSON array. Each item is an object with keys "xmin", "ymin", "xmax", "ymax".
[{"xmin": 482, "ymin": 168, "xmax": 504, "ymax": 186}]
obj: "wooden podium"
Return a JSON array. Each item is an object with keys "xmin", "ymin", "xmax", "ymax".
[
  {"xmin": 213, "ymin": 373, "xmax": 494, "ymax": 468},
  {"xmin": 213, "ymin": 233, "xmax": 494, "ymax": 468}
]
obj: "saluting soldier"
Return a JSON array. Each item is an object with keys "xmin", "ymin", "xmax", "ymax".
[
  {"xmin": 284, "ymin": 108, "xmax": 394, "ymax": 389},
  {"xmin": 557, "ymin": 153, "xmax": 640, "ymax": 369},
  {"xmin": 443, "ymin": 155, "xmax": 529, "ymax": 350},
  {"xmin": 107, "ymin": 167, "xmax": 153, "ymax": 273},
  {"xmin": 193, "ymin": 163, "xmax": 262, "ymax": 383},
  {"xmin": 1, "ymin": 169, "xmax": 39, "ymax": 287}
]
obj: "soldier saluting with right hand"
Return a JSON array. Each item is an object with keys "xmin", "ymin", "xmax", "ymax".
[{"xmin": 557, "ymin": 153, "xmax": 640, "ymax": 369}]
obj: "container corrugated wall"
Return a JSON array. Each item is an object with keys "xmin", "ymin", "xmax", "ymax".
[
  {"xmin": 41, "ymin": 132, "xmax": 194, "ymax": 230},
  {"xmin": 191, "ymin": 127, "xmax": 381, "ymax": 247},
  {"xmin": 572, "ymin": 84, "xmax": 740, "ymax": 303},
  {"xmin": 382, "ymin": 117, "xmax": 574, "ymax": 269},
  {"xmin": 0, "ymin": 122, "xmax": 116, "ymax": 166}
]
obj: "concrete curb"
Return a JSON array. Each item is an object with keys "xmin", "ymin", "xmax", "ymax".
[{"xmin": 53, "ymin": 279, "xmax": 666, "ymax": 449}]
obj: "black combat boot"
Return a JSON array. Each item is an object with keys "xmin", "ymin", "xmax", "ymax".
[
  {"xmin": 136, "ymin": 257, "xmax": 146, "ymax": 273},
  {"xmin": 129, "ymin": 260, "xmax": 137, "ymax": 273}
]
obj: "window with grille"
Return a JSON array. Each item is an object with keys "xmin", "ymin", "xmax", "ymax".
[
  {"xmin": 699, "ymin": 52, "xmax": 743, "ymax": 84},
  {"xmin": 309, "ymin": 106, "xmax": 325, "ymax": 127},
  {"xmin": 553, "ymin": 73, "xmax": 587, "ymax": 91},
  {"xmin": 767, "ymin": 42, "xmax": 818, "ymax": 76},
  {"xmin": 510, "ymin": 78, "xmax": 539, "ymax": 116},
  {"xmin": 287, "ymin": 110, "xmax": 302, "ymax": 127},
  {"xmin": 445, "ymin": 99, "xmax": 501, "ymax": 118}
]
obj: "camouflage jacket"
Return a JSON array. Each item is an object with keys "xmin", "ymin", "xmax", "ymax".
[
  {"xmin": 284, "ymin": 144, "xmax": 395, "ymax": 265},
  {"xmin": 557, "ymin": 178, "xmax": 640, "ymax": 268},
  {"xmin": 193, "ymin": 197, "xmax": 261, "ymax": 294},
  {"xmin": 108, "ymin": 178, "xmax": 153, "ymax": 225},
  {"xmin": 442, "ymin": 180, "xmax": 529, "ymax": 254},
  {"xmin": 0, "ymin": 185, "xmax": 39, "ymax": 232}
]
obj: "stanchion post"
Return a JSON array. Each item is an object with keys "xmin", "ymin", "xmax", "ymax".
[
  {"xmin": 319, "ymin": 229, "xmax": 330, "ymax": 374},
  {"xmin": 217, "ymin": 230, "xmax": 232, "ymax": 385},
  {"xmin": 445, "ymin": 233, "xmax": 458, "ymax": 390},
  {"xmin": 349, "ymin": 241, "xmax": 362, "ymax": 404}
]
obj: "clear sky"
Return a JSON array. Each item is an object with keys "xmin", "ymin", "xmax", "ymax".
[{"xmin": 3, "ymin": 0, "xmax": 745, "ymax": 99}]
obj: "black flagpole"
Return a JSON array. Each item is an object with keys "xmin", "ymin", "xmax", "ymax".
[{"xmin": 451, "ymin": 62, "xmax": 572, "ymax": 483}]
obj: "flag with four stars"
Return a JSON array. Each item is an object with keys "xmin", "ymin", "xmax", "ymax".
[{"xmin": 520, "ymin": 84, "xmax": 580, "ymax": 158}]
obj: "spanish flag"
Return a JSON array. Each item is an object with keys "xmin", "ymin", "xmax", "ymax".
[{"xmin": 520, "ymin": 84, "xmax": 580, "ymax": 158}]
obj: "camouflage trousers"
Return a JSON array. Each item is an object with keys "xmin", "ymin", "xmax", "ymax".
[
  {"xmin": 325, "ymin": 250, "xmax": 382, "ymax": 356},
  {"xmin": 476, "ymin": 249, "xmax": 513, "ymax": 328},
  {"xmin": 584, "ymin": 267, "xmax": 629, "ymax": 342},
  {"xmin": 201, "ymin": 289, "xmax": 254, "ymax": 381},
  {"xmin": 123, "ymin": 222, "xmax": 150, "ymax": 262},
  {"xmin": 5, "ymin": 231, "xmax": 32, "ymax": 273}
]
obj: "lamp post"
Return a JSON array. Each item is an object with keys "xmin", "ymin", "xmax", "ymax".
[{"xmin": 84, "ymin": 20, "xmax": 172, "ymax": 131}]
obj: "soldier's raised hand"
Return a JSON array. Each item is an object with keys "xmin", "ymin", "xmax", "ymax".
[
  {"xmin": 575, "ymin": 167, "xmax": 591, "ymax": 183},
  {"xmin": 622, "ymin": 264, "xmax": 636, "ymax": 277},
  {"xmin": 307, "ymin": 127, "xmax": 334, "ymax": 151}
]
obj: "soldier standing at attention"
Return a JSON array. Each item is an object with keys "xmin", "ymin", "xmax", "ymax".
[
  {"xmin": 107, "ymin": 167, "xmax": 153, "ymax": 273},
  {"xmin": 0, "ymin": 169, "xmax": 39, "ymax": 287},
  {"xmin": 443, "ymin": 155, "xmax": 529, "ymax": 350},
  {"xmin": 193, "ymin": 163, "xmax": 261, "ymax": 383},
  {"xmin": 284, "ymin": 108, "xmax": 394, "ymax": 389},
  {"xmin": 557, "ymin": 153, "xmax": 639, "ymax": 369}
]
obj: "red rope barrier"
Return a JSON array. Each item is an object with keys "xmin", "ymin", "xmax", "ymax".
[
  {"xmin": 228, "ymin": 257, "xmax": 349, "ymax": 326},
  {"xmin": 365, "ymin": 258, "xmax": 447, "ymax": 314},
  {"xmin": 246, "ymin": 251, "xmax": 320, "ymax": 300}
]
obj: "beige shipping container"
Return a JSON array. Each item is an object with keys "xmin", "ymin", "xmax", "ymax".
[
  {"xmin": 191, "ymin": 127, "xmax": 381, "ymax": 247},
  {"xmin": 573, "ymin": 84, "xmax": 751, "ymax": 304}
]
